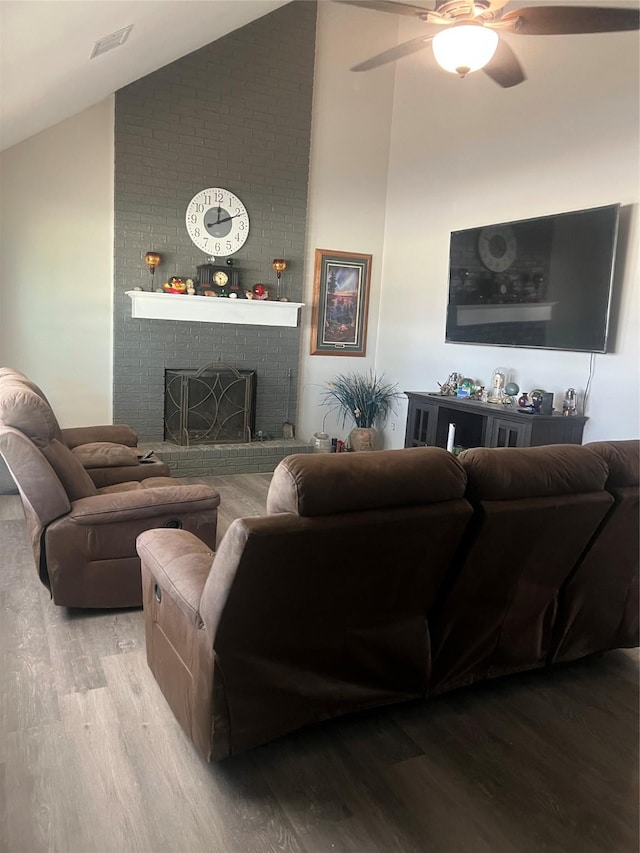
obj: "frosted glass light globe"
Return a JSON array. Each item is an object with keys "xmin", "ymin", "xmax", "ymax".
[{"xmin": 432, "ymin": 24, "xmax": 499, "ymax": 76}]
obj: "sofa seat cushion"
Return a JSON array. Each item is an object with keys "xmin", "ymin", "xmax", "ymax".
[
  {"xmin": 98, "ymin": 476, "xmax": 178, "ymax": 494},
  {"xmin": 87, "ymin": 459, "xmax": 171, "ymax": 488},
  {"xmin": 72, "ymin": 442, "xmax": 139, "ymax": 468},
  {"xmin": 267, "ymin": 446, "xmax": 467, "ymax": 517}
]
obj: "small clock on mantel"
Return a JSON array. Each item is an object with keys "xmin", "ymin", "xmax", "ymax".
[
  {"xmin": 185, "ymin": 187, "xmax": 250, "ymax": 256},
  {"xmin": 196, "ymin": 263, "xmax": 240, "ymax": 294}
]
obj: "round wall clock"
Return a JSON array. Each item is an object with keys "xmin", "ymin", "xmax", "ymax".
[
  {"xmin": 478, "ymin": 225, "xmax": 517, "ymax": 272},
  {"xmin": 185, "ymin": 187, "xmax": 249, "ymax": 256}
]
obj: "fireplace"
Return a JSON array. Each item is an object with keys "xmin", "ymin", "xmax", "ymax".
[{"xmin": 164, "ymin": 365, "xmax": 257, "ymax": 446}]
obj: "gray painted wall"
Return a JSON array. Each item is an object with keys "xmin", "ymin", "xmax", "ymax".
[{"xmin": 113, "ymin": 1, "xmax": 316, "ymax": 441}]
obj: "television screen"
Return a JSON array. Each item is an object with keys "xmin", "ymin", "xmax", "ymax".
[{"xmin": 445, "ymin": 204, "xmax": 620, "ymax": 353}]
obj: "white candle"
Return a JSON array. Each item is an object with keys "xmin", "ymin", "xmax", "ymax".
[{"xmin": 446, "ymin": 422, "xmax": 456, "ymax": 453}]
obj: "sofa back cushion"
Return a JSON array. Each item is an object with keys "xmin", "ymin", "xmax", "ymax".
[
  {"xmin": 267, "ymin": 446, "xmax": 468, "ymax": 516},
  {"xmin": 460, "ymin": 443, "xmax": 608, "ymax": 500},
  {"xmin": 585, "ymin": 439, "xmax": 639, "ymax": 489},
  {"xmin": 430, "ymin": 444, "xmax": 613, "ymax": 693}
]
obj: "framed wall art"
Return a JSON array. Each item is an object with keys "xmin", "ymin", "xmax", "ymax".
[{"xmin": 310, "ymin": 249, "xmax": 372, "ymax": 356}]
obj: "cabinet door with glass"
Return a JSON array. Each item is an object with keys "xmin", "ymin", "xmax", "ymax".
[
  {"xmin": 488, "ymin": 417, "xmax": 532, "ymax": 448},
  {"xmin": 404, "ymin": 397, "xmax": 437, "ymax": 447}
]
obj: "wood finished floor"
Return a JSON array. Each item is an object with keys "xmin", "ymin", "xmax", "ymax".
[{"xmin": 1, "ymin": 474, "xmax": 638, "ymax": 853}]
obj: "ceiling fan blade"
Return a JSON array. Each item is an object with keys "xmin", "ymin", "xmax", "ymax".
[
  {"xmin": 500, "ymin": 5, "xmax": 640, "ymax": 36},
  {"xmin": 336, "ymin": 0, "xmax": 443, "ymax": 22},
  {"xmin": 482, "ymin": 36, "xmax": 526, "ymax": 88},
  {"xmin": 351, "ymin": 33, "xmax": 434, "ymax": 71}
]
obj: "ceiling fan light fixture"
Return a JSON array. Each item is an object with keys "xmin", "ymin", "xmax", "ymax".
[{"xmin": 432, "ymin": 23, "xmax": 499, "ymax": 77}]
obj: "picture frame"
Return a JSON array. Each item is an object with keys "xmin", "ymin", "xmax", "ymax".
[{"xmin": 310, "ymin": 249, "xmax": 372, "ymax": 356}]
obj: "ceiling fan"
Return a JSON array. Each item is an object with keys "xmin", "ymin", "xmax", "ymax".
[{"xmin": 337, "ymin": 1, "xmax": 640, "ymax": 87}]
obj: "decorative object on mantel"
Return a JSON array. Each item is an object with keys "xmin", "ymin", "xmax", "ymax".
[
  {"xmin": 252, "ymin": 284, "xmax": 269, "ymax": 301},
  {"xmin": 321, "ymin": 371, "xmax": 401, "ymax": 452},
  {"xmin": 196, "ymin": 262, "xmax": 242, "ymax": 296},
  {"xmin": 311, "ymin": 249, "xmax": 372, "ymax": 357},
  {"xmin": 163, "ymin": 277, "xmax": 187, "ymax": 295},
  {"xmin": 144, "ymin": 251, "xmax": 161, "ymax": 288},
  {"xmin": 272, "ymin": 258, "xmax": 287, "ymax": 301}
]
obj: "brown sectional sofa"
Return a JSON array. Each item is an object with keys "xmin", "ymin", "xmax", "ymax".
[{"xmin": 136, "ymin": 440, "xmax": 639, "ymax": 761}]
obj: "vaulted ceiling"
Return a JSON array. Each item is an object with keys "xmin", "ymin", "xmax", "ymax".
[{"xmin": 0, "ymin": 0, "xmax": 290, "ymax": 151}]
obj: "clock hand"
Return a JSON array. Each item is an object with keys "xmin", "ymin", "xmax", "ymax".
[{"xmin": 208, "ymin": 212, "xmax": 242, "ymax": 227}]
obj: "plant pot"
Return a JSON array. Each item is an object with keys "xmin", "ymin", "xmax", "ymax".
[{"xmin": 348, "ymin": 426, "xmax": 376, "ymax": 452}]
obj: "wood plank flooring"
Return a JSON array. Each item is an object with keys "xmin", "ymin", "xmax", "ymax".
[{"xmin": 1, "ymin": 475, "xmax": 638, "ymax": 853}]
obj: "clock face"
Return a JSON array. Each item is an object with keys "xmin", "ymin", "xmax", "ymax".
[
  {"xmin": 478, "ymin": 225, "xmax": 517, "ymax": 273},
  {"xmin": 213, "ymin": 270, "xmax": 229, "ymax": 287},
  {"xmin": 185, "ymin": 187, "xmax": 249, "ymax": 256}
]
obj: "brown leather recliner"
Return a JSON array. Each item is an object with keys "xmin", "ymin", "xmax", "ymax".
[
  {"xmin": 136, "ymin": 447, "xmax": 473, "ymax": 760},
  {"xmin": 0, "ymin": 368, "xmax": 170, "ymax": 486},
  {"xmin": 429, "ymin": 444, "xmax": 613, "ymax": 694},
  {"xmin": 0, "ymin": 383, "xmax": 220, "ymax": 608},
  {"xmin": 549, "ymin": 439, "xmax": 640, "ymax": 663}
]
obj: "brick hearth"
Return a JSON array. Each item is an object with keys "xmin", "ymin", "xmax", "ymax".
[{"xmin": 139, "ymin": 438, "xmax": 312, "ymax": 478}]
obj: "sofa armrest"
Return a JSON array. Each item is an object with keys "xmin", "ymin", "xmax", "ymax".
[
  {"xmin": 137, "ymin": 529, "xmax": 215, "ymax": 625},
  {"xmin": 67, "ymin": 483, "xmax": 220, "ymax": 526},
  {"xmin": 61, "ymin": 424, "xmax": 139, "ymax": 448}
]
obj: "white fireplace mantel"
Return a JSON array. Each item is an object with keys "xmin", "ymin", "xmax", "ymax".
[{"xmin": 126, "ymin": 291, "xmax": 304, "ymax": 328}]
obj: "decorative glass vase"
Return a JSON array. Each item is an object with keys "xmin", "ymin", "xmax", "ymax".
[
  {"xmin": 312, "ymin": 432, "xmax": 332, "ymax": 453},
  {"xmin": 488, "ymin": 367, "xmax": 508, "ymax": 403},
  {"xmin": 349, "ymin": 427, "xmax": 376, "ymax": 452}
]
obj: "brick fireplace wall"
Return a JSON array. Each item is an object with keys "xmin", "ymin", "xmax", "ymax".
[{"xmin": 113, "ymin": 1, "xmax": 317, "ymax": 442}]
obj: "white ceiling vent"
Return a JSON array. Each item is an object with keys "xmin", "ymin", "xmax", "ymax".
[{"xmin": 90, "ymin": 25, "xmax": 134, "ymax": 59}]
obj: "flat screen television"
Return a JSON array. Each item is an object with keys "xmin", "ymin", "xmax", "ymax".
[{"xmin": 445, "ymin": 203, "xmax": 620, "ymax": 353}]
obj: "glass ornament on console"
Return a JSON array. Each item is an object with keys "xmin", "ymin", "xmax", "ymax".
[
  {"xmin": 563, "ymin": 388, "xmax": 578, "ymax": 416},
  {"xmin": 487, "ymin": 367, "xmax": 508, "ymax": 403}
]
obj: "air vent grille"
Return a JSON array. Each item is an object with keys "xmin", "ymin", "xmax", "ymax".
[{"xmin": 90, "ymin": 25, "xmax": 133, "ymax": 59}]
